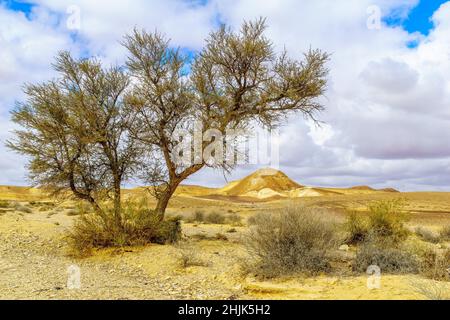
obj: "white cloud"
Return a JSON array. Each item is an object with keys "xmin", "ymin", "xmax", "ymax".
[{"xmin": 0, "ymin": 0, "xmax": 449, "ymax": 191}]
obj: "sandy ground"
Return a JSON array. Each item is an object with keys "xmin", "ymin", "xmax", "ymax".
[{"xmin": 0, "ymin": 187, "xmax": 449, "ymax": 300}]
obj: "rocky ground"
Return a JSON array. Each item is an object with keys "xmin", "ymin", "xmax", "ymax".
[
  {"xmin": 0, "ymin": 198, "xmax": 449, "ymax": 300},
  {"xmin": 0, "ymin": 212, "xmax": 243, "ymax": 300}
]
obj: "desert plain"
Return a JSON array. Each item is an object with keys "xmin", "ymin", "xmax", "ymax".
[{"xmin": 0, "ymin": 168, "xmax": 449, "ymax": 300}]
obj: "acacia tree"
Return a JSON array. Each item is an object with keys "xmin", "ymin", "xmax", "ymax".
[
  {"xmin": 8, "ymin": 52, "xmax": 139, "ymax": 229},
  {"xmin": 123, "ymin": 18, "xmax": 329, "ymax": 218}
]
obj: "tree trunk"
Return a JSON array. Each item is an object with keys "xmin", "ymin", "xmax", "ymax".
[
  {"xmin": 113, "ymin": 181, "xmax": 122, "ymax": 228},
  {"xmin": 155, "ymin": 180, "xmax": 181, "ymax": 220},
  {"xmin": 154, "ymin": 164, "xmax": 204, "ymax": 220}
]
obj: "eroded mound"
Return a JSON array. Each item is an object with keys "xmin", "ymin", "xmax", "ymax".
[{"xmin": 220, "ymin": 169, "xmax": 303, "ymax": 197}]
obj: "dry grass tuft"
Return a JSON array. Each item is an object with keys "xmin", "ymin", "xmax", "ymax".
[
  {"xmin": 439, "ymin": 225, "xmax": 450, "ymax": 241},
  {"xmin": 67, "ymin": 201, "xmax": 181, "ymax": 257},
  {"xmin": 244, "ymin": 205, "xmax": 339, "ymax": 278},
  {"xmin": 415, "ymin": 227, "xmax": 441, "ymax": 244},
  {"xmin": 178, "ymin": 244, "xmax": 210, "ymax": 268}
]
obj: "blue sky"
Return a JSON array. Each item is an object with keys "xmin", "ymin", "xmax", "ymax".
[{"xmin": 384, "ymin": 0, "xmax": 449, "ymax": 34}]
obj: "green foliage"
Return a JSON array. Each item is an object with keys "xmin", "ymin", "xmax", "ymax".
[
  {"xmin": 345, "ymin": 211, "xmax": 369, "ymax": 244},
  {"xmin": 367, "ymin": 199, "xmax": 409, "ymax": 242},
  {"xmin": 345, "ymin": 199, "xmax": 409, "ymax": 245}
]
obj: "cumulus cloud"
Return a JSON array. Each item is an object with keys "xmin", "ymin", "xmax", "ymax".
[{"xmin": 0, "ymin": 0, "xmax": 449, "ymax": 191}]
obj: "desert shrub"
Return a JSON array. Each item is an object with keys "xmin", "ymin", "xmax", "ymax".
[
  {"xmin": 0, "ymin": 200, "xmax": 10, "ymax": 208},
  {"xmin": 439, "ymin": 225, "xmax": 450, "ymax": 241},
  {"xmin": 14, "ymin": 204, "xmax": 32, "ymax": 214},
  {"xmin": 245, "ymin": 206, "xmax": 339, "ymax": 278},
  {"xmin": 415, "ymin": 227, "xmax": 441, "ymax": 244},
  {"xmin": 353, "ymin": 240, "xmax": 419, "ymax": 274},
  {"xmin": 345, "ymin": 211, "xmax": 369, "ymax": 244},
  {"xmin": 193, "ymin": 210, "xmax": 205, "ymax": 222},
  {"xmin": 66, "ymin": 209, "xmax": 80, "ymax": 216},
  {"xmin": 418, "ymin": 248, "xmax": 450, "ymax": 281},
  {"xmin": 67, "ymin": 201, "xmax": 181, "ymax": 256},
  {"xmin": 215, "ymin": 233, "xmax": 228, "ymax": 241},
  {"xmin": 47, "ymin": 210, "xmax": 58, "ymax": 218},
  {"xmin": 178, "ymin": 245, "xmax": 209, "ymax": 268},
  {"xmin": 366, "ymin": 199, "xmax": 409, "ymax": 242},
  {"xmin": 226, "ymin": 213, "xmax": 243, "ymax": 226},
  {"xmin": 346, "ymin": 199, "xmax": 409, "ymax": 246},
  {"xmin": 205, "ymin": 211, "xmax": 226, "ymax": 224},
  {"xmin": 247, "ymin": 215, "xmax": 257, "ymax": 226}
]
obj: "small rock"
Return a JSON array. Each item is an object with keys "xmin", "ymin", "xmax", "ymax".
[{"xmin": 339, "ymin": 245, "xmax": 350, "ymax": 252}]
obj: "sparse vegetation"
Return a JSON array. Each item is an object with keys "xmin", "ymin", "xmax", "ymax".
[
  {"xmin": 345, "ymin": 211, "xmax": 369, "ymax": 244},
  {"xmin": 353, "ymin": 240, "xmax": 419, "ymax": 274},
  {"xmin": 205, "ymin": 212, "xmax": 226, "ymax": 225},
  {"xmin": 0, "ymin": 200, "xmax": 11, "ymax": 208},
  {"xmin": 345, "ymin": 199, "xmax": 409, "ymax": 245},
  {"xmin": 178, "ymin": 244, "xmax": 209, "ymax": 268},
  {"xmin": 194, "ymin": 210, "xmax": 205, "ymax": 222},
  {"xmin": 67, "ymin": 202, "xmax": 181, "ymax": 257},
  {"xmin": 66, "ymin": 209, "xmax": 80, "ymax": 217},
  {"xmin": 226, "ymin": 213, "xmax": 243, "ymax": 226},
  {"xmin": 14, "ymin": 204, "xmax": 32, "ymax": 214},
  {"xmin": 366, "ymin": 199, "xmax": 410, "ymax": 242},
  {"xmin": 439, "ymin": 225, "xmax": 450, "ymax": 241},
  {"xmin": 245, "ymin": 206, "xmax": 339, "ymax": 278},
  {"xmin": 411, "ymin": 279, "xmax": 450, "ymax": 300},
  {"xmin": 415, "ymin": 227, "xmax": 440, "ymax": 244},
  {"xmin": 418, "ymin": 248, "xmax": 450, "ymax": 281},
  {"xmin": 215, "ymin": 233, "xmax": 228, "ymax": 241}
]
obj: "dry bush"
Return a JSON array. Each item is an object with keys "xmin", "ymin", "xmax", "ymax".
[
  {"xmin": 366, "ymin": 199, "xmax": 410, "ymax": 242},
  {"xmin": 345, "ymin": 199, "xmax": 409, "ymax": 245},
  {"xmin": 226, "ymin": 213, "xmax": 243, "ymax": 226},
  {"xmin": 415, "ymin": 227, "xmax": 441, "ymax": 244},
  {"xmin": 67, "ymin": 201, "xmax": 181, "ymax": 257},
  {"xmin": 0, "ymin": 200, "xmax": 11, "ymax": 208},
  {"xmin": 345, "ymin": 211, "xmax": 369, "ymax": 244},
  {"xmin": 215, "ymin": 233, "xmax": 228, "ymax": 241},
  {"xmin": 353, "ymin": 240, "xmax": 419, "ymax": 274},
  {"xmin": 244, "ymin": 205, "xmax": 339, "ymax": 278},
  {"xmin": 66, "ymin": 209, "xmax": 80, "ymax": 217},
  {"xmin": 418, "ymin": 248, "xmax": 450, "ymax": 281},
  {"xmin": 439, "ymin": 225, "xmax": 450, "ymax": 241},
  {"xmin": 205, "ymin": 211, "xmax": 226, "ymax": 225},
  {"xmin": 14, "ymin": 203, "xmax": 32, "ymax": 214},
  {"xmin": 178, "ymin": 245, "xmax": 209, "ymax": 268},
  {"xmin": 247, "ymin": 215, "xmax": 257, "ymax": 226}
]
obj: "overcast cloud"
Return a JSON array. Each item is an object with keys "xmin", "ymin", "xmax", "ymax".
[{"xmin": 1, "ymin": 0, "xmax": 449, "ymax": 191}]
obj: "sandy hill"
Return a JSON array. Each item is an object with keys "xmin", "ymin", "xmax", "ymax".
[
  {"xmin": 218, "ymin": 168, "xmax": 303, "ymax": 199},
  {"xmin": 0, "ymin": 170, "xmax": 401, "ymax": 203}
]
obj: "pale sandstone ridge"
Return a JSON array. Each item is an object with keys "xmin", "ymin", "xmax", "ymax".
[{"xmin": 218, "ymin": 168, "xmax": 303, "ymax": 198}]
